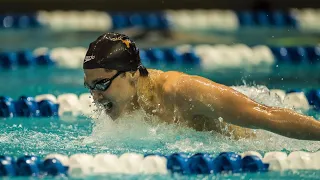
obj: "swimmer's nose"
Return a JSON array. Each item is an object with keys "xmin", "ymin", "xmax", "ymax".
[{"xmin": 91, "ymin": 91, "xmax": 104, "ymax": 102}]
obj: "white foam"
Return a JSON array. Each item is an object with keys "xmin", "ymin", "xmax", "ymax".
[
  {"xmin": 79, "ymin": 93, "xmax": 96, "ymax": 116},
  {"xmin": 76, "ymin": 85, "xmax": 320, "ymax": 158},
  {"xmin": 269, "ymin": 89, "xmax": 286, "ymax": 102},
  {"xmin": 283, "ymin": 92, "xmax": 310, "ymax": 110},
  {"xmin": 231, "ymin": 85, "xmax": 288, "ymax": 108}
]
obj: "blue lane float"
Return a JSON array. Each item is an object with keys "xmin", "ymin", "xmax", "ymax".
[
  {"xmin": 1, "ymin": 45, "xmax": 320, "ymax": 70},
  {"xmin": 3, "ymin": 150, "xmax": 318, "ymax": 177},
  {"xmin": 188, "ymin": 153, "xmax": 214, "ymax": 174},
  {"xmin": 237, "ymin": 10, "xmax": 297, "ymax": 28},
  {"xmin": 110, "ymin": 12, "xmax": 170, "ymax": 30},
  {"xmin": 1, "ymin": 88, "xmax": 320, "ymax": 118},
  {"xmin": 0, "ymin": 13, "xmax": 41, "ymax": 29},
  {"xmin": 0, "ymin": 155, "xmax": 67, "ymax": 177},
  {"xmin": 0, "ymin": 96, "xmax": 59, "ymax": 118},
  {"xmin": 0, "ymin": 10, "xmax": 306, "ymax": 30},
  {"xmin": 306, "ymin": 90, "xmax": 320, "ymax": 111},
  {"xmin": 0, "ymin": 50, "xmax": 55, "ymax": 69},
  {"xmin": 0, "ymin": 153, "xmax": 270, "ymax": 177}
]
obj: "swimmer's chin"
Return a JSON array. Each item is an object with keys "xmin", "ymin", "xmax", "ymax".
[{"xmin": 105, "ymin": 109, "xmax": 120, "ymax": 121}]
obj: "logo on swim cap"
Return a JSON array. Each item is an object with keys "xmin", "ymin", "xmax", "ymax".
[
  {"xmin": 84, "ymin": 55, "xmax": 95, "ymax": 63},
  {"xmin": 121, "ymin": 39, "xmax": 131, "ymax": 48}
]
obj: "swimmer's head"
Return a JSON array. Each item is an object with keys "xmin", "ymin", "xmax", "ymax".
[{"xmin": 83, "ymin": 32, "xmax": 148, "ymax": 120}]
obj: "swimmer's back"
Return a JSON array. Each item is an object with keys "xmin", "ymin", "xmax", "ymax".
[{"xmin": 155, "ymin": 70, "xmax": 256, "ymax": 139}]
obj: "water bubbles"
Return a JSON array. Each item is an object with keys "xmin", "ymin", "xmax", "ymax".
[
  {"xmin": 149, "ymin": 127, "xmax": 157, "ymax": 135},
  {"xmin": 189, "ymin": 98, "xmax": 193, "ymax": 101},
  {"xmin": 199, "ymin": 95, "xmax": 204, "ymax": 101},
  {"xmin": 207, "ymin": 104, "xmax": 215, "ymax": 112},
  {"xmin": 231, "ymin": 85, "xmax": 289, "ymax": 108},
  {"xmin": 218, "ymin": 117, "xmax": 224, "ymax": 122}
]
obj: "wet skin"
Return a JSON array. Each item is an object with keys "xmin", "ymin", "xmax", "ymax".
[{"xmin": 84, "ymin": 68, "xmax": 320, "ymax": 140}]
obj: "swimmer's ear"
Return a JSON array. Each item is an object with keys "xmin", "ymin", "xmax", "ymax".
[
  {"xmin": 129, "ymin": 71, "xmax": 137, "ymax": 78},
  {"xmin": 128, "ymin": 71, "xmax": 138, "ymax": 85}
]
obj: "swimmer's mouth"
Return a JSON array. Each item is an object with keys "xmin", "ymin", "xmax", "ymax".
[{"xmin": 102, "ymin": 102, "xmax": 113, "ymax": 111}]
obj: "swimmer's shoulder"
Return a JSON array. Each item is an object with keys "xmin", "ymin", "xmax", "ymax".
[
  {"xmin": 161, "ymin": 70, "xmax": 226, "ymax": 95},
  {"xmin": 156, "ymin": 70, "xmax": 188, "ymax": 94},
  {"xmin": 151, "ymin": 69, "xmax": 221, "ymax": 94}
]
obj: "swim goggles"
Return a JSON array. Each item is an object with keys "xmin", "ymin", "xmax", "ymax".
[{"xmin": 85, "ymin": 71, "xmax": 124, "ymax": 91}]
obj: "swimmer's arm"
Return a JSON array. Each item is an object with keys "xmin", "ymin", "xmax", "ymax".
[{"xmin": 175, "ymin": 76, "xmax": 320, "ymax": 141}]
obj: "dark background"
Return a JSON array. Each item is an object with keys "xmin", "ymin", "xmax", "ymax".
[{"xmin": 1, "ymin": 0, "xmax": 320, "ymax": 13}]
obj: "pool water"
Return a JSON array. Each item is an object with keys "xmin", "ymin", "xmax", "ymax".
[
  {"xmin": 1, "ymin": 65, "xmax": 320, "ymax": 98},
  {"xmin": 1, "ymin": 65, "xmax": 320, "ymax": 179},
  {"xmin": 1, "ymin": 26, "xmax": 320, "ymax": 179}
]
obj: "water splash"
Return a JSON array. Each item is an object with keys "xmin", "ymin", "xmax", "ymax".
[
  {"xmin": 79, "ymin": 83, "xmax": 320, "ymax": 155},
  {"xmin": 0, "ymin": 85, "xmax": 319, "ymax": 158},
  {"xmin": 231, "ymin": 85, "xmax": 289, "ymax": 108}
]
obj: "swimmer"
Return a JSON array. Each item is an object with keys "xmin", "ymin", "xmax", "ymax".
[{"xmin": 83, "ymin": 32, "xmax": 320, "ymax": 141}]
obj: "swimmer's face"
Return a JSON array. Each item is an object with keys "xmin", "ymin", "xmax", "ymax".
[{"xmin": 84, "ymin": 68, "xmax": 137, "ymax": 120}]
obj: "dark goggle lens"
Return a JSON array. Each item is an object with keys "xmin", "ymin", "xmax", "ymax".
[
  {"xmin": 95, "ymin": 81, "xmax": 111, "ymax": 91},
  {"xmin": 86, "ymin": 80, "xmax": 111, "ymax": 91},
  {"xmin": 86, "ymin": 71, "xmax": 123, "ymax": 91}
]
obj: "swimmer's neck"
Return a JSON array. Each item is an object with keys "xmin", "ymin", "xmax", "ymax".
[{"xmin": 135, "ymin": 69, "xmax": 163, "ymax": 114}]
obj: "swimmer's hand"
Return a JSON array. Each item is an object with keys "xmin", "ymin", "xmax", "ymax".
[{"xmin": 174, "ymin": 75, "xmax": 320, "ymax": 141}]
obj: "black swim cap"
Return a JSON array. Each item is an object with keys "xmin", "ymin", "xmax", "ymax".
[{"xmin": 83, "ymin": 32, "xmax": 148, "ymax": 76}]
